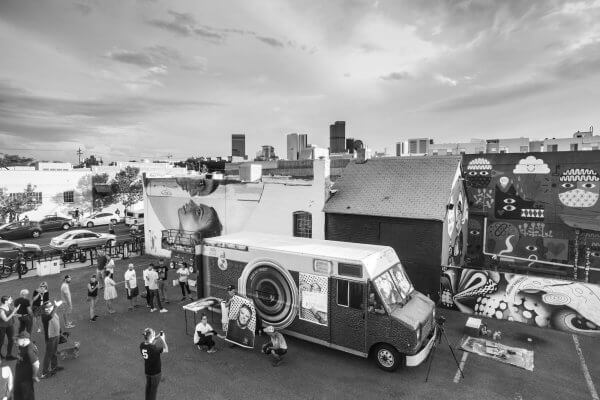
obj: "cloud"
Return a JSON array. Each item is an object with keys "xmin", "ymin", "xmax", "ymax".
[
  {"xmin": 380, "ymin": 71, "xmax": 410, "ymax": 81},
  {"xmin": 434, "ymin": 74, "xmax": 458, "ymax": 86},
  {"xmin": 256, "ymin": 36, "xmax": 285, "ymax": 47},
  {"xmin": 105, "ymin": 46, "xmax": 206, "ymax": 73},
  {"xmin": 106, "ymin": 49, "xmax": 157, "ymax": 67},
  {"xmin": 73, "ymin": 3, "xmax": 92, "ymax": 15},
  {"xmin": 513, "ymin": 156, "xmax": 551, "ymax": 174}
]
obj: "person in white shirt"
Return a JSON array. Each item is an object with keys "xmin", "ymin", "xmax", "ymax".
[
  {"xmin": 60, "ymin": 275, "xmax": 75, "ymax": 328},
  {"xmin": 176, "ymin": 263, "xmax": 193, "ymax": 301},
  {"xmin": 142, "ymin": 265, "xmax": 153, "ymax": 309},
  {"xmin": 194, "ymin": 314, "xmax": 217, "ymax": 353},
  {"xmin": 124, "ymin": 264, "xmax": 139, "ymax": 310},
  {"xmin": 106, "ymin": 256, "xmax": 115, "ymax": 278},
  {"xmin": 262, "ymin": 325, "xmax": 287, "ymax": 367},
  {"xmin": 147, "ymin": 267, "xmax": 167, "ymax": 313}
]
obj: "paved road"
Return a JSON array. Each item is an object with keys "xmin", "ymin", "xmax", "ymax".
[
  {"xmin": 0, "ymin": 256, "xmax": 597, "ymax": 400},
  {"xmin": 4, "ymin": 223, "xmax": 133, "ymax": 251}
]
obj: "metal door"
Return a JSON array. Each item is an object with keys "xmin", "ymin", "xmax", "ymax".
[{"xmin": 329, "ymin": 278, "xmax": 366, "ymax": 353}]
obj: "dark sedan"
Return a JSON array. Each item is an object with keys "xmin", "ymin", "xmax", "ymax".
[
  {"xmin": 0, "ymin": 221, "xmax": 42, "ymax": 240},
  {"xmin": 37, "ymin": 216, "xmax": 74, "ymax": 232},
  {"xmin": 0, "ymin": 240, "xmax": 42, "ymax": 261}
]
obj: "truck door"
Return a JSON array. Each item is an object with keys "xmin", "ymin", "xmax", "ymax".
[{"xmin": 330, "ymin": 278, "xmax": 366, "ymax": 353}]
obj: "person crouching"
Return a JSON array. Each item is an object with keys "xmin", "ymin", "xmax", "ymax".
[
  {"xmin": 193, "ymin": 314, "xmax": 217, "ymax": 354},
  {"xmin": 262, "ymin": 325, "xmax": 287, "ymax": 367}
]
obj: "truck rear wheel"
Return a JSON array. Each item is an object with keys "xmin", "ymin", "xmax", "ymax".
[{"xmin": 373, "ymin": 344, "xmax": 404, "ymax": 372}]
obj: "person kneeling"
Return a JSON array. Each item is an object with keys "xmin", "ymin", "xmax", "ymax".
[
  {"xmin": 262, "ymin": 325, "xmax": 287, "ymax": 367},
  {"xmin": 194, "ymin": 314, "xmax": 217, "ymax": 354}
]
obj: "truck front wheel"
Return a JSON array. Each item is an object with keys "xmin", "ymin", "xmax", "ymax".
[{"xmin": 373, "ymin": 344, "xmax": 404, "ymax": 372}]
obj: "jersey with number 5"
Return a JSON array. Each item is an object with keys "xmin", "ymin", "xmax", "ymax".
[{"xmin": 139, "ymin": 342, "xmax": 162, "ymax": 375}]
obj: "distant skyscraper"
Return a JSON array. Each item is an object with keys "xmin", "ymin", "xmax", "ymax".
[
  {"xmin": 287, "ymin": 133, "xmax": 299, "ymax": 161},
  {"xmin": 346, "ymin": 138, "xmax": 355, "ymax": 154},
  {"xmin": 329, "ymin": 121, "xmax": 346, "ymax": 153},
  {"xmin": 232, "ymin": 134, "xmax": 246, "ymax": 158},
  {"xmin": 261, "ymin": 145, "xmax": 277, "ymax": 160},
  {"xmin": 298, "ymin": 134, "xmax": 308, "ymax": 152}
]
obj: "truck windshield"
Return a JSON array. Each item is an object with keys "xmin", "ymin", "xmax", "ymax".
[{"xmin": 373, "ymin": 263, "xmax": 414, "ymax": 308}]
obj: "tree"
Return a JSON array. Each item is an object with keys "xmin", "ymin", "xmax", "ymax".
[
  {"xmin": 0, "ymin": 154, "xmax": 35, "ymax": 169},
  {"xmin": 0, "ymin": 183, "xmax": 40, "ymax": 222},
  {"xmin": 83, "ymin": 155, "xmax": 101, "ymax": 168},
  {"xmin": 110, "ymin": 166, "xmax": 143, "ymax": 210}
]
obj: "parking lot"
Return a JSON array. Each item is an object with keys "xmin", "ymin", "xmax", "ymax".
[{"xmin": 0, "ymin": 255, "xmax": 597, "ymax": 400}]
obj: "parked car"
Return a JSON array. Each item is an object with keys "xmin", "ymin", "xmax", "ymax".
[
  {"xmin": 49, "ymin": 229, "xmax": 116, "ymax": 251},
  {"xmin": 37, "ymin": 216, "xmax": 74, "ymax": 232},
  {"xmin": 0, "ymin": 240, "xmax": 43, "ymax": 261},
  {"xmin": 80, "ymin": 212, "xmax": 120, "ymax": 228},
  {"xmin": 130, "ymin": 222, "xmax": 144, "ymax": 236},
  {"xmin": 0, "ymin": 221, "xmax": 43, "ymax": 240}
]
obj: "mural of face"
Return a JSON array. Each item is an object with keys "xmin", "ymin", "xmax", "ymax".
[
  {"xmin": 465, "ymin": 158, "xmax": 493, "ymax": 189},
  {"xmin": 558, "ymin": 168, "xmax": 600, "ymax": 208},
  {"xmin": 466, "ymin": 218, "xmax": 483, "ymax": 264},
  {"xmin": 177, "ymin": 200, "xmax": 223, "ymax": 241},
  {"xmin": 495, "ymin": 185, "xmax": 544, "ymax": 220}
]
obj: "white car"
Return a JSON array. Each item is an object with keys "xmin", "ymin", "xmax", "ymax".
[
  {"xmin": 80, "ymin": 212, "xmax": 120, "ymax": 228},
  {"xmin": 49, "ymin": 229, "xmax": 116, "ymax": 251}
]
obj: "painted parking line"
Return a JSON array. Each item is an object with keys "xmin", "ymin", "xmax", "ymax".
[
  {"xmin": 572, "ymin": 334, "xmax": 599, "ymax": 400},
  {"xmin": 453, "ymin": 352, "xmax": 468, "ymax": 383}
]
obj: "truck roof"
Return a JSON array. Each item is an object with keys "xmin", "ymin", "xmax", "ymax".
[{"xmin": 203, "ymin": 232, "xmax": 399, "ymax": 278}]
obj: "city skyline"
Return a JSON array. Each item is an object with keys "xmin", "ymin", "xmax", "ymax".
[{"xmin": 1, "ymin": 1, "xmax": 600, "ymax": 163}]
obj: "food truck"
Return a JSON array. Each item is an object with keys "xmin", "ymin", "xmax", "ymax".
[{"xmin": 201, "ymin": 232, "xmax": 437, "ymax": 371}]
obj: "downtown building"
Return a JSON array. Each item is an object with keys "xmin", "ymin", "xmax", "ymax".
[
  {"xmin": 329, "ymin": 121, "xmax": 346, "ymax": 154},
  {"xmin": 231, "ymin": 134, "xmax": 247, "ymax": 159}
]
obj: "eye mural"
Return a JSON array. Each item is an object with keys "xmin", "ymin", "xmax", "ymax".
[
  {"xmin": 465, "ymin": 158, "xmax": 493, "ymax": 188},
  {"xmin": 455, "ymin": 152, "xmax": 600, "ymax": 333},
  {"xmin": 558, "ymin": 168, "xmax": 600, "ymax": 208}
]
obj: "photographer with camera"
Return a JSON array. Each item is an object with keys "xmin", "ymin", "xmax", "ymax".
[
  {"xmin": 262, "ymin": 325, "xmax": 287, "ymax": 367},
  {"xmin": 139, "ymin": 328, "xmax": 168, "ymax": 400}
]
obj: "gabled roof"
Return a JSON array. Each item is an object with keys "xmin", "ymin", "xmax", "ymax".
[{"xmin": 323, "ymin": 156, "xmax": 461, "ymax": 221}]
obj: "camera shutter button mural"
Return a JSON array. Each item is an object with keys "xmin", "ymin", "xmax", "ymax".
[{"xmin": 558, "ymin": 168, "xmax": 599, "ymax": 208}]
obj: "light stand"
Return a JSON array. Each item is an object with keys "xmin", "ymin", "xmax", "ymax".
[{"xmin": 424, "ymin": 315, "xmax": 464, "ymax": 383}]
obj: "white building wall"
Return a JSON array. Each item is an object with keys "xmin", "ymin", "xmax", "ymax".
[{"xmin": 0, "ymin": 170, "xmax": 93, "ymax": 219}]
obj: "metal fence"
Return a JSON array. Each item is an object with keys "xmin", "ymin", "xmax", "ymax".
[{"xmin": 0, "ymin": 237, "xmax": 145, "ymax": 279}]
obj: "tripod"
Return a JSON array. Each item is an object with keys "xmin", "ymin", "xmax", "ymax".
[{"xmin": 424, "ymin": 316, "xmax": 464, "ymax": 382}]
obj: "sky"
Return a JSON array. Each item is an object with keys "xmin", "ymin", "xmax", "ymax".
[{"xmin": 1, "ymin": 0, "xmax": 600, "ymax": 163}]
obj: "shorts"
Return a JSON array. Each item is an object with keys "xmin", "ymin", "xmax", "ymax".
[
  {"xmin": 274, "ymin": 348, "xmax": 287, "ymax": 356},
  {"xmin": 127, "ymin": 287, "xmax": 139, "ymax": 299}
]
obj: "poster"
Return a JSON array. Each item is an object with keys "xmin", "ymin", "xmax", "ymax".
[
  {"xmin": 299, "ymin": 273, "xmax": 328, "ymax": 326},
  {"xmin": 225, "ymin": 295, "xmax": 256, "ymax": 348}
]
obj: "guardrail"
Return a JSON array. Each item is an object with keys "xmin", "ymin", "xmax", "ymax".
[{"xmin": 0, "ymin": 236, "xmax": 145, "ymax": 279}]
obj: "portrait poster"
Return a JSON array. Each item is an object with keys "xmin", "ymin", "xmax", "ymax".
[
  {"xmin": 225, "ymin": 295, "xmax": 256, "ymax": 348},
  {"xmin": 299, "ymin": 273, "xmax": 328, "ymax": 326}
]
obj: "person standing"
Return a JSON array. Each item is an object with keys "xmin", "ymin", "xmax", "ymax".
[
  {"xmin": 40, "ymin": 302, "xmax": 63, "ymax": 379},
  {"xmin": 14, "ymin": 251, "xmax": 26, "ymax": 280},
  {"xmin": 0, "ymin": 356, "xmax": 13, "ymax": 400},
  {"xmin": 261, "ymin": 326, "xmax": 287, "ymax": 367},
  {"xmin": 155, "ymin": 260, "xmax": 169, "ymax": 304},
  {"xmin": 0, "ymin": 296, "xmax": 18, "ymax": 360},
  {"xmin": 14, "ymin": 331, "xmax": 39, "ymax": 400},
  {"xmin": 108, "ymin": 220, "xmax": 115, "ymax": 235},
  {"xmin": 14, "ymin": 290, "xmax": 33, "ymax": 334},
  {"xmin": 143, "ymin": 265, "xmax": 154, "ymax": 309},
  {"xmin": 124, "ymin": 264, "xmax": 139, "ymax": 310},
  {"xmin": 103, "ymin": 271, "xmax": 117, "ymax": 314},
  {"xmin": 73, "ymin": 208, "xmax": 80, "ymax": 224},
  {"xmin": 31, "ymin": 283, "xmax": 49, "ymax": 334},
  {"xmin": 60, "ymin": 275, "xmax": 75, "ymax": 328},
  {"xmin": 147, "ymin": 267, "xmax": 167, "ymax": 313},
  {"xmin": 176, "ymin": 263, "xmax": 192, "ymax": 301},
  {"xmin": 105, "ymin": 255, "xmax": 115, "ymax": 279},
  {"xmin": 87, "ymin": 275, "xmax": 99, "ymax": 322},
  {"xmin": 140, "ymin": 328, "xmax": 168, "ymax": 400},
  {"xmin": 95, "ymin": 251, "xmax": 108, "ymax": 290}
]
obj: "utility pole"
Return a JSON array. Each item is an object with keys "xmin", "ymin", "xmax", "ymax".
[{"xmin": 76, "ymin": 148, "xmax": 83, "ymax": 166}]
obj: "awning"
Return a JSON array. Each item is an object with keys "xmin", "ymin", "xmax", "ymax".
[{"xmin": 94, "ymin": 184, "xmax": 112, "ymax": 194}]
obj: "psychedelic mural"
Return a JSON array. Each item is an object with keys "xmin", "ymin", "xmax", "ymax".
[
  {"xmin": 462, "ymin": 152, "xmax": 600, "ymax": 284},
  {"xmin": 442, "ymin": 167, "xmax": 469, "ymax": 268},
  {"xmin": 441, "ymin": 267, "xmax": 600, "ymax": 335}
]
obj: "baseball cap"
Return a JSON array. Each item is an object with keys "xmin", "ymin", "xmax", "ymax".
[
  {"xmin": 16, "ymin": 331, "xmax": 30, "ymax": 339},
  {"xmin": 227, "ymin": 285, "xmax": 236, "ymax": 292},
  {"xmin": 263, "ymin": 326, "xmax": 275, "ymax": 333},
  {"xmin": 64, "ymin": 274, "xmax": 71, "ymax": 280}
]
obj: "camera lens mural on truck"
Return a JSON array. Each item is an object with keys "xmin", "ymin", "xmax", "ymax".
[{"xmin": 245, "ymin": 264, "xmax": 298, "ymax": 329}]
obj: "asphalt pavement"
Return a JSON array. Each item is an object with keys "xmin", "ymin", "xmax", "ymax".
[{"xmin": 0, "ymin": 256, "xmax": 598, "ymax": 400}]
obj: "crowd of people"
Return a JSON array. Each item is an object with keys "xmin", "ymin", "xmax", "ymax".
[{"xmin": 0, "ymin": 250, "xmax": 288, "ymax": 400}]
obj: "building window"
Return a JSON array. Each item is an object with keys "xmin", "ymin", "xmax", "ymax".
[
  {"xmin": 293, "ymin": 211, "xmax": 312, "ymax": 238},
  {"xmin": 63, "ymin": 191, "xmax": 74, "ymax": 203},
  {"xmin": 9, "ymin": 192, "xmax": 42, "ymax": 204},
  {"xmin": 336, "ymin": 280, "xmax": 363, "ymax": 309},
  {"xmin": 570, "ymin": 143, "xmax": 578, "ymax": 151},
  {"xmin": 547, "ymin": 144, "xmax": 558, "ymax": 152}
]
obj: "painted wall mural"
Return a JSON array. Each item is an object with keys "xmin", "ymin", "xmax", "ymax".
[
  {"xmin": 441, "ymin": 267, "xmax": 600, "ymax": 335},
  {"xmin": 463, "ymin": 152, "xmax": 600, "ymax": 284},
  {"xmin": 443, "ymin": 168, "xmax": 469, "ymax": 268}
]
